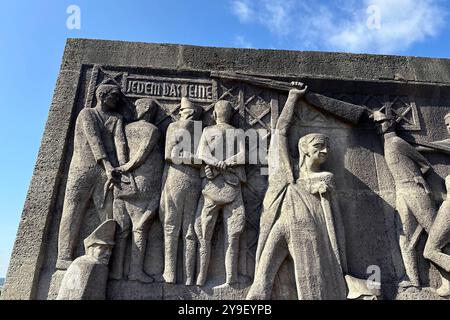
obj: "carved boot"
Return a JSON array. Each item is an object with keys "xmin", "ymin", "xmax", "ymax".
[
  {"xmin": 128, "ymin": 230, "xmax": 154, "ymax": 283},
  {"xmin": 196, "ymin": 239, "xmax": 211, "ymax": 286},
  {"xmin": 163, "ymin": 235, "xmax": 178, "ymax": 284},
  {"xmin": 436, "ymin": 277, "xmax": 450, "ymax": 298}
]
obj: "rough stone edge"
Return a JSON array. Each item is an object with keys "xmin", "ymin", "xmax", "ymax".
[{"xmin": 64, "ymin": 38, "xmax": 450, "ymax": 85}]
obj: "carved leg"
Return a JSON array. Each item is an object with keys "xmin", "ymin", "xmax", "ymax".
[
  {"xmin": 57, "ymin": 173, "xmax": 93, "ymax": 270},
  {"xmin": 410, "ymin": 189, "xmax": 436, "ymax": 234},
  {"xmin": 222, "ymin": 199, "xmax": 245, "ymax": 285},
  {"xmin": 224, "ymin": 236, "xmax": 240, "ymax": 285},
  {"xmin": 246, "ymin": 221, "xmax": 288, "ymax": 300},
  {"xmin": 128, "ymin": 229, "xmax": 154, "ymax": 283},
  {"xmin": 110, "ymin": 199, "xmax": 131, "ymax": 280},
  {"xmin": 396, "ymin": 194, "xmax": 421, "ymax": 287},
  {"xmin": 163, "ymin": 234, "xmax": 179, "ymax": 283},
  {"xmin": 162, "ymin": 203, "xmax": 183, "ymax": 283},
  {"xmin": 183, "ymin": 189, "xmax": 201, "ymax": 286},
  {"xmin": 110, "ymin": 233, "xmax": 128, "ymax": 280},
  {"xmin": 196, "ymin": 198, "xmax": 219, "ymax": 287},
  {"xmin": 184, "ymin": 238, "xmax": 196, "ymax": 286},
  {"xmin": 196, "ymin": 239, "xmax": 212, "ymax": 287},
  {"xmin": 424, "ymin": 202, "xmax": 450, "ymax": 273}
]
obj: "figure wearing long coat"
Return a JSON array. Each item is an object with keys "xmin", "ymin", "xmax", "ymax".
[{"xmin": 248, "ymin": 92, "xmax": 348, "ymax": 300}]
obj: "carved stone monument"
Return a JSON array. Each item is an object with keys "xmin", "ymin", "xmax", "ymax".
[{"xmin": 2, "ymin": 39, "xmax": 450, "ymax": 300}]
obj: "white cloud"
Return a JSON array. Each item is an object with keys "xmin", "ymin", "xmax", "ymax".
[
  {"xmin": 234, "ymin": 35, "xmax": 254, "ymax": 48},
  {"xmin": 230, "ymin": 0, "xmax": 447, "ymax": 54},
  {"xmin": 231, "ymin": 0, "xmax": 253, "ymax": 22}
]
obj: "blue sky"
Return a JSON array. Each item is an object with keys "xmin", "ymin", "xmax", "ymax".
[{"xmin": 0, "ymin": 0, "xmax": 449, "ymax": 278}]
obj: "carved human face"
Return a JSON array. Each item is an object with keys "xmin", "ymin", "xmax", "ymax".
[
  {"xmin": 89, "ymin": 244, "xmax": 113, "ymax": 265},
  {"xmin": 306, "ymin": 140, "xmax": 328, "ymax": 165},
  {"xmin": 103, "ymin": 89, "xmax": 120, "ymax": 109},
  {"xmin": 445, "ymin": 117, "xmax": 450, "ymax": 136},
  {"xmin": 375, "ymin": 119, "xmax": 393, "ymax": 135},
  {"xmin": 180, "ymin": 108, "xmax": 195, "ymax": 120}
]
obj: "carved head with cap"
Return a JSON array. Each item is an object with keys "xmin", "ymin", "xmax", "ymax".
[
  {"xmin": 372, "ymin": 111, "xmax": 396, "ymax": 135},
  {"xmin": 95, "ymin": 84, "xmax": 121, "ymax": 110},
  {"xmin": 179, "ymin": 97, "xmax": 202, "ymax": 121},
  {"xmin": 84, "ymin": 219, "xmax": 117, "ymax": 265}
]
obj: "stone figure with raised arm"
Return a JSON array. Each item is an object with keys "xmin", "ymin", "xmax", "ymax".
[
  {"xmin": 195, "ymin": 100, "xmax": 247, "ymax": 288},
  {"xmin": 247, "ymin": 83, "xmax": 379, "ymax": 300},
  {"xmin": 160, "ymin": 97, "xmax": 203, "ymax": 285},
  {"xmin": 109, "ymin": 98, "xmax": 163, "ymax": 283},
  {"xmin": 372, "ymin": 111, "xmax": 436, "ymax": 288},
  {"xmin": 57, "ymin": 219, "xmax": 117, "ymax": 300},
  {"xmin": 57, "ymin": 84, "xmax": 127, "ymax": 270},
  {"xmin": 415, "ymin": 112, "xmax": 450, "ymax": 297}
]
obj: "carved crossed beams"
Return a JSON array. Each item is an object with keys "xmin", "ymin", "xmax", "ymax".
[{"xmin": 362, "ymin": 95, "xmax": 416, "ymax": 127}]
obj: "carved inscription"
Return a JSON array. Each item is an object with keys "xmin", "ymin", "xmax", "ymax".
[{"xmin": 125, "ymin": 76, "xmax": 213, "ymax": 102}]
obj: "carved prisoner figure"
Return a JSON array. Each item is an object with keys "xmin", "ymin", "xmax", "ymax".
[
  {"xmin": 57, "ymin": 219, "xmax": 117, "ymax": 300},
  {"xmin": 373, "ymin": 111, "xmax": 436, "ymax": 288},
  {"xmin": 110, "ymin": 98, "xmax": 163, "ymax": 283},
  {"xmin": 416, "ymin": 112, "xmax": 450, "ymax": 297},
  {"xmin": 247, "ymin": 86, "xmax": 349, "ymax": 300},
  {"xmin": 160, "ymin": 97, "xmax": 203, "ymax": 285},
  {"xmin": 57, "ymin": 84, "xmax": 127, "ymax": 270},
  {"xmin": 195, "ymin": 100, "xmax": 246, "ymax": 287}
]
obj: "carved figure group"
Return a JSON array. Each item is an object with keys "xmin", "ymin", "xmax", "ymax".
[{"xmin": 55, "ymin": 78, "xmax": 450, "ymax": 300}]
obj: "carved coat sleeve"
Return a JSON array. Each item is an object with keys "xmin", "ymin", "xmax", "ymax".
[
  {"xmin": 164, "ymin": 123, "xmax": 178, "ymax": 163},
  {"xmin": 79, "ymin": 109, "xmax": 109, "ymax": 163},
  {"xmin": 114, "ymin": 116, "xmax": 128, "ymax": 165},
  {"xmin": 197, "ymin": 128, "xmax": 220, "ymax": 167}
]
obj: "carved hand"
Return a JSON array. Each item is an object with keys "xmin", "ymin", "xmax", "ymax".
[
  {"xmin": 317, "ymin": 181, "xmax": 329, "ymax": 195},
  {"xmin": 289, "ymin": 81, "xmax": 308, "ymax": 98},
  {"xmin": 102, "ymin": 159, "xmax": 116, "ymax": 181},
  {"xmin": 117, "ymin": 164, "xmax": 131, "ymax": 174},
  {"xmin": 205, "ymin": 165, "xmax": 215, "ymax": 179},
  {"xmin": 216, "ymin": 160, "xmax": 227, "ymax": 171}
]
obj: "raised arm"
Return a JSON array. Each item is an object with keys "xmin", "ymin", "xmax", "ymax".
[
  {"xmin": 275, "ymin": 87, "xmax": 305, "ymax": 135},
  {"xmin": 267, "ymin": 85, "xmax": 307, "ymax": 185}
]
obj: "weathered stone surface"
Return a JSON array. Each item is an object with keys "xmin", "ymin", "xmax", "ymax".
[{"xmin": 2, "ymin": 39, "xmax": 450, "ymax": 300}]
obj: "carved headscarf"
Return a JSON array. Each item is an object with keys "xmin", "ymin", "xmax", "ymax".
[{"xmin": 298, "ymin": 133, "xmax": 329, "ymax": 169}]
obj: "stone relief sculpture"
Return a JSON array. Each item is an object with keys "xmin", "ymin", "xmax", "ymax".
[
  {"xmin": 195, "ymin": 100, "xmax": 247, "ymax": 288},
  {"xmin": 247, "ymin": 84, "xmax": 379, "ymax": 300},
  {"xmin": 415, "ymin": 112, "xmax": 450, "ymax": 297},
  {"xmin": 57, "ymin": 219, "xmax": 117, "ymax": 300},
  {"xmin": 110, "ymin": 98, "xmax": 163, "ymax": 283},
  {"xmin": 246, "ymin": 84, "xmax": 350, "ymax": 300},
  {"xmin": 56, "ymin": 84, "xmax": 127, "ymax": 270},
  {"xmin": 160, "ymin": 97, "xmax": 203, "ymax": 285},
  {"xmin": 372, "ymin": 111, "xmax": 436, "ymax": 288}
]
